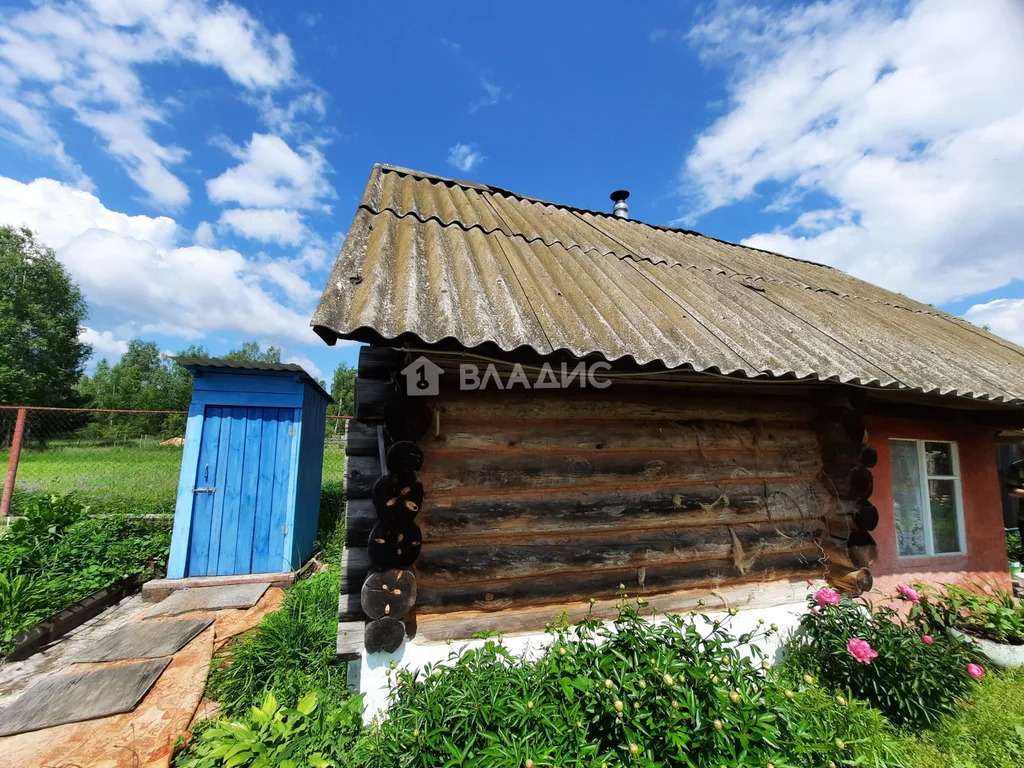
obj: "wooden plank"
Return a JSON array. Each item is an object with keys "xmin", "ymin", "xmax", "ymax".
[
  {"xmin": 415, "ymin": 548, "xmax": 823, "ymax": 613},
  {"xmin": 419, "ymin": 447, "xmax": 821, "ymax": 493},
  {"xmin": 233, "ymin": 409, "xmax": 264, "ymax": 573},
  {"xmin": 167, "ymin": 401, "xmax": 206, "ymax": 578},
  {"xmin": 412, "ymin": 576, "xmax": 823, "ymax": 641},
  {"xmin": 267, "ymin": 410, "xmax": 295, "ymax": 572},
  {"xmin": 215, "ymin": 407, "xmax": 247, "ymax": 575},
  {"xmin": 345, "ymin": 498, "xmax": 376, "ymax": 547},
  {"xmin": 432, "ymin": 420, "xmax": 818, "ymax": 455},
  {"xmin": 419, "ymin": 481, "xmax": 829, "ymax": 539},
  {"xmin": 336, "ymin": 620, "xmax": 365, "ymax": 660},
  {"xmin": 251, "ymin": 407, "xmax": 280, "ymax": 573},
  {"xmin": 346, "ymin": 455, "xmax": 382, "ymax": 499},
  {"xmin": 187, "ymin": 406, "xmax": 222, "ymax": 576},
  {"xmin": 346, "ymin": 420, "xmax": 378, "ymax": 457},
  {"xmin": 415, "ymin": 520, "xmax": 825, "ymax": 584},
  {"xmin": 191, "ymin": 390, "xmax": 304, "ymax": 409},
  {"xmin": 206, "ymin": 411, "xmax": 234, "ymax": 574}
]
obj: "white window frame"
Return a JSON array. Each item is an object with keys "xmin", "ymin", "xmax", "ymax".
[{"xmin": 890, "ymin": 438, "xmax": 967, "ymax": 558}]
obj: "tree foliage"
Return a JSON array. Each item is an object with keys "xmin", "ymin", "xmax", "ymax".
[
  {"xmin": 328, "ymin": 362, "xmax": 355, "ymax": 418},
  {"xmin": 0, "ymin": 226, "xmax": 90, "ymax": 406},
  {"xmin": 224, "ymin": 341, "xmax": 282, "ymax": 364}
]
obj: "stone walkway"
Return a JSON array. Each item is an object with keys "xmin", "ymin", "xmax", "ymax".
[{"xmin": 0, "ymin": 585, "xmax": 285, "ymax": 768}]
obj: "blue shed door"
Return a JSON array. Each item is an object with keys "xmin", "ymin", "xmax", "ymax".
[{"xmin": 186, "ymin": 406, "xmax": 296, "ymax": 576}]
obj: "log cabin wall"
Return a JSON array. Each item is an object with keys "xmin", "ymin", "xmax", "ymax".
[{"xmin": 410, "ymin": 360, "xmax": 859, "ymax": 622}]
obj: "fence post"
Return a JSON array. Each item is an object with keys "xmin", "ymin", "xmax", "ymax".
[{"xmin": 1, "ymin": 407, "xmax": 27, "ymax": 523}]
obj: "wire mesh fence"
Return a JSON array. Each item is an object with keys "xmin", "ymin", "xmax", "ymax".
[{"xmin": 1, "ymin": 406, "xmax": 349, "ymax": 522}]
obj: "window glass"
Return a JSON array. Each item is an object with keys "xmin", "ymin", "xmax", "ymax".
[
  {"xmin": 928, "ymin": 479, "xmax": 961, "ymax": 554},
  {"xmin": 890, "ymin": 440, "xmax": 926, "ymax": 556},
  {"xmin": 924, "ymin": 442, "xmax": 954, "ymax": 476}
]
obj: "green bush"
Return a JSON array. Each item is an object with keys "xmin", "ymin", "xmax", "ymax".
[
  {"xmin": 900, "ymin": 668, "xmax": 1024, "ymax": 768},
  {"xmin": 178, "ymin": 690, "xmax": 362, "ymax": 768},
  {"xmin": 911, "ymin": 581, "xmax": 1024, "ymax": 645},
  {"xmin": 1006, "ymin": 530, "xmax": 1023, "ymax": 563},
  {"xmin": 0, "ymin": 494, "xmax": 170, "ymax": 653},
  {"xmin": 353, "ymin": 597, "xmax": 907, "ymax": 768},
  {"xmin": 783, "ymin": 587, "xmax": 981, "ymax": 729}
]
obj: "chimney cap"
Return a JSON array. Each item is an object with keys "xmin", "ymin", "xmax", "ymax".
[{"xmin": 610, "ymin": 189, "xmax": 630, "ymax": 202}]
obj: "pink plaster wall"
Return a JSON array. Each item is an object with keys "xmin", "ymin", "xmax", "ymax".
[{"xmin": 866, "ymin": 414, "xmax": 1010, "ymax": 595}]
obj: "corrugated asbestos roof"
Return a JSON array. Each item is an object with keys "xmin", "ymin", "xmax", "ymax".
[{"xmin": 312, "ymin": 164, "xmax": 1024, "ymax": 407}]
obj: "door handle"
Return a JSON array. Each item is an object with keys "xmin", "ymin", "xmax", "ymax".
[{"xmin": 194, "ymin": 487, "xmax": 216, "ymax": 494}]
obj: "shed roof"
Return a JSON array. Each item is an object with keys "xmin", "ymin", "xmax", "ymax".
[
  {"xmin": 312, "ymin": 164, "xmax": 1024, "ymax": 408},
  {"xmin": 174, "ymin": 357, "xmax": 331, "ymax": 401}
]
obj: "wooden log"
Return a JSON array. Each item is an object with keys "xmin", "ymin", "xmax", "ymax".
[
  {"xmin": 386, "ymin": 441, "xmax": 424, "ymax": 475},
  {"xmin": 372, "ymin": 476, "xmax": 424, "ymax": 520},
  {"xmin": 415, "ymin": 520, "xmax": 825, "ymax": 584},
  {"xmin": 340, "ymin": 547, "xmax": 371, "ymax": 597},
  {"xmin": 829, "ymin": 567, "xmax": 873, "ymax": 596},
  {"xmin": 435, "ymin": 420, "xmax": 819, "ymax": 455},
  {"xmin": 384, "ymin": 399, "xmax": 432, "ymax": 442},
  {"xmin": 355, "ymin": 377, "xmax": 399, "ymax": 423},
  {"xmin": 420, "ymin": 447, "xmax": 821, "ymax": 493},
  {"xmin": 420, "ymin": 481, "xmax": 829, "ymax": 539},
  {"xmin": 361, "ymin": 569, "xmax": 417, "ymax": 620},
  {"xmin": 847, "ymin": 530, "xmax": 878, "ymax": 568},
  {"xmin": 821, "ymin": 543, "xmax": 857, "ymax": 572},
  {"xmin": 860, "ymin": 445, "xmax": 878, "ymax": 468},
  {"xmin": 368, "ymin": 522, "xmax": 423, "ymax": 569},
  {"xmin": 412, "ymin": 576, "xmax": 822, "ymax": 642},
  {"xmin": 345, "ymin": 420, "xmax": 379, "ymax": 457},
  {"xmin": 345, "ymin": 499, "xmax": 376, "ymax": 547},
  {"xmin": 821, "ymin": 466, "xmax": 873, "ymax": 500},
  {"xmin": 365, "ymin": 616, "xmax": 405, "ymax": 653},
  {"xmin": 415, "ymin": 548, "xmax": 823, "ymax": 613},
  {"xmin": 358, "ymin": 346, "xmax": 406, "ymax": 380},
  {"xmin": 345, "ymin": 455, "xmax": 381, "ymax": 499},
  {"xmin": 851, "ymin": 499, "xmax": 879, "ymax": 531}
]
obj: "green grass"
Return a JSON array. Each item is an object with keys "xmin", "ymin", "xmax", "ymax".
[
  {"xmin": 2, "ymin": 442, "xmax": 347, "ymax": 516},
  {"xmin": 899, "ymin": 668, "xmax": 1024, "ymax": 768}
]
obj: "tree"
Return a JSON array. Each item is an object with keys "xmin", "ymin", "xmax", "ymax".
[
  {"xmin": 224, "ymin": 341, "xmax": 281, "ymax": 363},
  {"xmin": 0, "ymin": 226, "xmax": 90, "ymax": 406},
  {"xmin": 329, "ymin": 362, "xmax": 355, "ymax": 418}
]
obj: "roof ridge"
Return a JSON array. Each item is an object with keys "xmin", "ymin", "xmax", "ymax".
[{"xmin": 374, "ymin": 163, "xmax": 838, "ymax": 271}]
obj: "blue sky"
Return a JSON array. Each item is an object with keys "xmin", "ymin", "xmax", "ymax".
[{"xmin": 1, "ymin": 0, "xmax": 1023, "ymax": 383}]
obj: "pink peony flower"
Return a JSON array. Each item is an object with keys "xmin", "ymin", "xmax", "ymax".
[
  {"xmin": 814, "ymin": 587, "xmax": 842, "ymax": 608},
  {"xmin": 967, "ymin": 663, "xmax": 985, "ymax": 679},
  {"xmin": 846, "ymin": 638, "xmax": 879, "ymax": 664},
  {"xmin": 806, "ymin": 578, "xmax": 814, "ymax": 585},
  {"xmin": 896, "ymin": 584, "xmax": 921, "ymax": 605},
  {"xmin": 810, "ymin": 606, "xmax": 820, "ymax": 614},
  {"xmin": 921, "ymin": 635, "xmax": 934, "ymax": 645}
]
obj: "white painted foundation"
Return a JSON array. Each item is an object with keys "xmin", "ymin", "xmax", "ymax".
[{"xmin": 354, "ymin": 600, "xmax": 810, "ymax": 723}]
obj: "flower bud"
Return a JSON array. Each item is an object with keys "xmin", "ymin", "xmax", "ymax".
[
  {"xmin": 836, "ymin": 695, "xmax": 847, "ymax": 706},
  {"xmin": 713, "ymin": 719, "xmax": 723, "ymax": 730},
  {"xmin": 663, "ymin": 673, "xmax": 674, "ymax": 686},
  {"xmin": 729, "ymin": 691, "xmax": 741, "ymax": 704},
  {"xmin": 525, "ymin": 760, "xmax": 534, "ymax": 768},
  {"xmin": 614, "ymin": 700, "xmax": 624, "ymax": 711},
  {"xmin": 629, "ymin": 744, "xmax": 639, "ymax": 755},
  {"xmin": 784, "ymin": 690, "xmax": 794, "ymax": 699},
  {"xmin": 803, "ymin": 674, "xmax": 815, "ymax": 685},
  {"xmin": 527, "ymin": 700, "xmax": 534, "ymax": 709},
  {"xmin": 605, "ymin": 679, "xmax": 614, "ymax": 688}
]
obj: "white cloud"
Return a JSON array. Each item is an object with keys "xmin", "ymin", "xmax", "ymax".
[
  {"xmin": 194, "ymin": 221, "xmax": 215, "ymax": 246},
  {"xmin": 447, "ymin": 142, "xmax": 484, "ymax": 173},
  {"xmin": 684, "ymin": 0, "xmax": 1024, "ymax": 306},
  {"xmin": 469, "ymin": 76, "xmax": 510, "ymax": 114},
  {"xmin": 284, "ymin": 353, "xmax": 322, "ymax": 380},
  {"xmin": 219, "ymin": 208, "xmax": 305, "ymax": 246},
  {"xmin": 964, "ymin": 299, "xmax": 1024, "ymax": 345},
  {"xmin": 207, "ymin": 133, "xmax": 332, "ymax": 210},
  {"xmin": 1, "ymin": 174, "xmax": 317, "ymax": 345},
  {"xmin": 79, "ymin": 326, "xmax": 129, "ymax": 360},
  {"xmin": 0, "ymin": 0, "xmax": 296, "ymax": 207}
]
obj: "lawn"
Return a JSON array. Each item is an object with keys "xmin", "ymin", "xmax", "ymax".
[{"xmin": 2, "ymin": 441, "xmax": 347, "ymax": 517}]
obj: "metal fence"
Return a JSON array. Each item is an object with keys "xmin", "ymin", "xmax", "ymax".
[{"xmin": 0, "ymin": 406, "xmax": 349, "ymax": 522}]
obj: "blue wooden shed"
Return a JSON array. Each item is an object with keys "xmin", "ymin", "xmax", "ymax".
[{"xmin": 167, "ymin": 358, "xmax": 331, "ymax": 578}]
